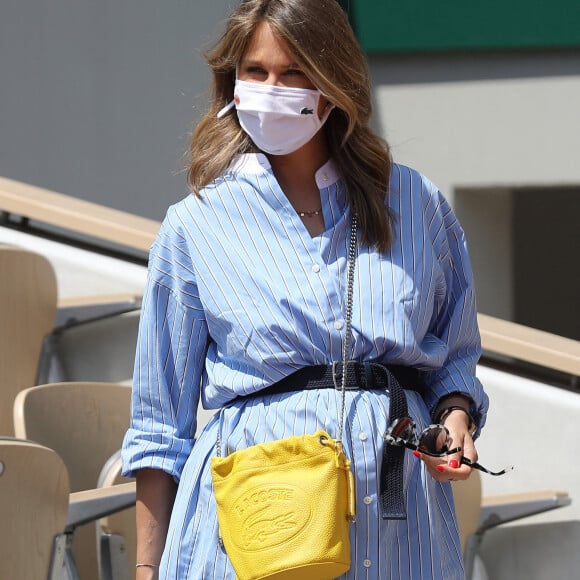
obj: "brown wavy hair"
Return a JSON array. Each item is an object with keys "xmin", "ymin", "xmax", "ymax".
[{"xmin": 187, "ymin": 0, "xmax": 393, "ymax": 250}]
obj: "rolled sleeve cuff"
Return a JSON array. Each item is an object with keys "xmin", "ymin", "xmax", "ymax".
[
  {"xmin": 121, "ymin": 428, "xmax": 195, "ymax": 481},
  {"xmin": 422, "ymin": 364, "xmax": 489, "ymax": 439}
]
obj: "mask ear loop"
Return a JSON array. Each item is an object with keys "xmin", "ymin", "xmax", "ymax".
[{"xmin": 217, "ymin": 99, "xmax": 235, "ymax": 118}]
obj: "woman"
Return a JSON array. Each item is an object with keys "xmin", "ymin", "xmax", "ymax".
[{"xmin": 122, "ymin": 1, "xmax": 489, "ymax": 578}]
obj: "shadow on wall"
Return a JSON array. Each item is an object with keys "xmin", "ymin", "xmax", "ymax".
[{"xmin": 455, "ymin": 185, "xmax": 580, "ymax": 342}]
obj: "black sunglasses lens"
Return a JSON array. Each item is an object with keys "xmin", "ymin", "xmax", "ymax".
[{"xmin": 418, "ymin": 425, "xmax": 449, "ymax": 454}]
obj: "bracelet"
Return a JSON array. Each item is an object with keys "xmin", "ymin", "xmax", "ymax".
[
  {"xmin": 136, "ymin": 563, "xmax": 160, "ymax": 568},
  {"xmin": 435, "ymin": 405, "xmax": 477, "ymax": 436}
]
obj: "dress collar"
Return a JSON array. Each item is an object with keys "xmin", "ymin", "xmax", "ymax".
[{"xmin": 228, "ymin": 153, "xmax": 341, "ymax": 188}]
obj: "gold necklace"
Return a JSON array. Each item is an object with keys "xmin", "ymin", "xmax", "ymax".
[{"xmin": 297, "ymin": 208, "xmax": 322, "ymax": 218}]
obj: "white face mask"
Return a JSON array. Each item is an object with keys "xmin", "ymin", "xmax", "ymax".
[{"xmin": 217, "ymin": 79, "xmax": 333, "ymax": 155}]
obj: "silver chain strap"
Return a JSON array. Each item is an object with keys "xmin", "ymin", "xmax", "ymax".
[{"xmin": 336, "ymin": 213, "xmax": 358, "ymax": 443}]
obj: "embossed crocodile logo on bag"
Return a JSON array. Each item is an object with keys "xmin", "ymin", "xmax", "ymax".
[
  {"xmin": 232, "ymin": 485, "xmax": 312, "ymax": 551},
  {"xmin": 243, "ymin": 511, "xmax": 296, "ymax": 546}
]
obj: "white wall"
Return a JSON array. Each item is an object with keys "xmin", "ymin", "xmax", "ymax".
[
  {"xmin": 476, "ymin": 365, "xmax": 580, "ymax": 524},
  {"xmin": 369, "ymin": 51, "xmax": 580, "ymax": 198}
]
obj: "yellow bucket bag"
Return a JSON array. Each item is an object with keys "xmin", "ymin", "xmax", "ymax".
[{"xmin": 211, "ymin": 430, "xmax": 356, "ymax": 580}]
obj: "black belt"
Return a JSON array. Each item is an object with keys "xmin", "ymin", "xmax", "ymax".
[{"xmin": 255, "ymin": 362, "xmax": 425, "ymax": 520}]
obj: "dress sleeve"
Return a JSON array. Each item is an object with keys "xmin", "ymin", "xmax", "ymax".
[
  {"xmin": 421, "ymin": 189, "xmax": 489, "ymax": 437},
  {"xmin": 121, "ymin": 211, "xmax": 209, "ymax": 480}
]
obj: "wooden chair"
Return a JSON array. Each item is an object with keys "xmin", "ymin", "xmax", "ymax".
[
  {"xmin": 452, "ymin": 473, "xmax": 571, "ymax": 579},
  {"xmin": 452, "ymin": 471, "xmax": 483, "ymax": 554},
  {"xmin": 13, "ymin": 381, "xmax": 132, "ymax": 580},
  {"xmin": 97, "ymin": 451, "xmax": 136, "ymax": 580},
  {"xmin": 0, "ymin": 437, "xmax": 70, "ymax": 579},
  {"xmin": 0, "ymin": 245, "xmax": 57, "ymax": 435}
]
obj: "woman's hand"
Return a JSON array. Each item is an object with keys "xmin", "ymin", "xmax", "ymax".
[{"xmin": 418, "ymin": 408, "xmax": 477, "ymax": 482}]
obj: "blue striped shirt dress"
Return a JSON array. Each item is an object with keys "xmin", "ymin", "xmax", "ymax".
[{"xmin": 122, "ymin": 153, "xmax": 489, "ymax": 579}]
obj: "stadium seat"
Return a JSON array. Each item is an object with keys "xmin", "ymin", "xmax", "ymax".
[
  {"xmin": 13, "ymin": 381, "xmax": 132, "ymax": 580},
  {"xmin": 0, "ymin": 245, "xmax": 57, "ymax": 435},
  {"xmin": 0, "ymin": 437, "xmax": 69, "ymax": 579}
]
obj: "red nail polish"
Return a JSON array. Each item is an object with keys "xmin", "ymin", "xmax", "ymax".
[
  {"xmin": 412, "ymin": 450, "xmax": 421, "ymax": 458},
  {"xmin": 436, "ymin": 465, "xmax": 445, "ymax": 473},
  {"xmin": 449, "ymin": 459, "xmax": 459, "ymax": 469}
]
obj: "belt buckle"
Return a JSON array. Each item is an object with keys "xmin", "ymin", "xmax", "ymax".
[{"xmin": 332, "ymin": 360, "xmax": 358, "ymax": 390}]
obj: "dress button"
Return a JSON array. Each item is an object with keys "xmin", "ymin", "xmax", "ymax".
[
  {"xmin": 322, "ymin": 172, "xmax": 329, "ymax": 180},
  {"xmin": 359, "ymin": 432, "xmax": 368, "ymax": 441},
  {"xmin": 363, "ymin": 496, "xmax": 372, "ymax": 505},
  {"xmin": 334, "ymin": 320, "xmax": 344, "ymax": 330},
  {"xmin": 312, "ymin": 264, "xmax": 321, "ymax": 273},
  {"xmin": 363, "ymin": 559, "xmax": 372, "ymax": 568}
]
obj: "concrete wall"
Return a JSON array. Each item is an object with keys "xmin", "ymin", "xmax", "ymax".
[
  {"xmin": 0, "ymin": 0, "xmax": 232, "ymax": 221},
  {"xmin": 369, "ymin": 50, "xmax": 580, "ymax": 201}
]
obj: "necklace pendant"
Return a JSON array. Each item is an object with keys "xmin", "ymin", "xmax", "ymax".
[{"xmin": 298, "ymin": 208, "xmax": 322, "ymax": 218}]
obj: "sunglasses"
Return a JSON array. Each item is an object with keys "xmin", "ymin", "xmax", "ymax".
[
  {"xmin": 384, "ymin": 417, "xmax": 461, "ymax": 458},
  {"xmin": 385, "ymin": 417, "xmax": 513, "ymax": 476}
]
